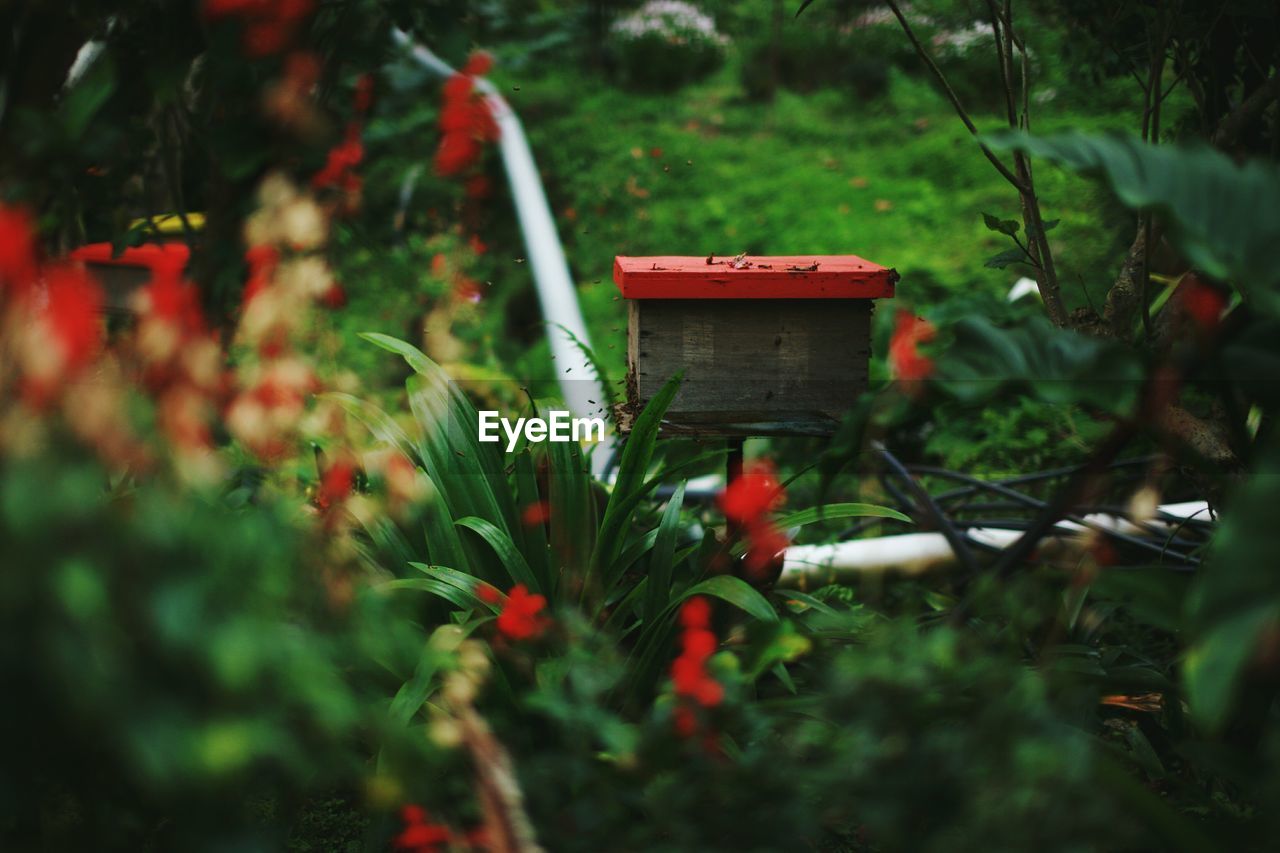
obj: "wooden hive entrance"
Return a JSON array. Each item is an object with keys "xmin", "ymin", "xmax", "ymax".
[{"xmin": 614, "ymin": 255, "xmax": 896, "ymax": 437}]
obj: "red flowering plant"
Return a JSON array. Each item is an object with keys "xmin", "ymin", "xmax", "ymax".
[{"xmin": 717, "ymin": 458, "xmax": 790, "ymax": 582}]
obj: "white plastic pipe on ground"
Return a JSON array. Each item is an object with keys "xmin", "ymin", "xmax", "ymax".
[
  {"xmin": 392, "ymin": 30, "xmax": 615, "ymax": 479},
  {"xmin": 778, "ymin": 501, "xmax": 1212, "ymax": 588}
]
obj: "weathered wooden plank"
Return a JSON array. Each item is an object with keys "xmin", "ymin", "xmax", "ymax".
[{"xmin": 626, "ymin": 299, "xmax": 872, "ymax": 436}]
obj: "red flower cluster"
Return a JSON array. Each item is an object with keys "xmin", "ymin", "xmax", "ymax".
[
  {"xmin": 394, "ymin": 805, "xmax": 450, "ymax": 853},
  {"xmin": 226, "ymin": 356, "xmax": 319, "ymax": 459},
  {"xmin": 434, "ymin": 53, "xmax": 499, "ymax": 178},
  {"xmin": 311, "ymin": 129, "xmax": 364, "ymax": 194},
  {"xmin": 132, "ymin": 255, "xmax": 227, "ymax": 457},
  {"xmin": 311, "ymin": 73, "xmax": 375, "ymax": 209},
  {"xmin": 718, "ymin": 459, "xmax": 789, "ymax": 580},
  {"xmin": 314, "ymin": 456, "xmax": 355, "ymax": 519},
  {"xmin": 25, "ymin": 264, "xmax": 104, "ymax": 408},
  {"xmin": 479, "ymin": 583, "xmax": 551, "ymax": 641},
  {"xmin": 394, "ymin": 805, "xmax": 486, "ymax": 853},
  {"xmin": 671, "ymin": 597, "xmax": 723, "ymax": 738},
  {"xmin": 203, "ymin": 0, "xmax": 314, "ymax": 57},
  {"xmin": 0, "ymin": 205, "xmax": 39, "ymax": 293},
  {"xmin": 0, "ymin": 204, "xmax": 105, "ymax": 409},
  {"xmin": 889, "ymin": 309, "xmax": 936, "ymax": 383},
  {"xmin": 1179, "ymin": 273, "xmax": 1227, "ymax": 333},
  {"xmin": 242, "ymin": 244, "xmax": 280, "ymax": 312}
]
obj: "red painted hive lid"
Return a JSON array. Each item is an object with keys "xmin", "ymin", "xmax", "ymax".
[{"xmin": 613, "ymin": 254, "xmax": 897, "ymax": 300}]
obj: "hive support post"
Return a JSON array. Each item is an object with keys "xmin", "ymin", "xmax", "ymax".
[{"xmin": 726, "ymin": 437, "xmax": 745, "ymax": 486}]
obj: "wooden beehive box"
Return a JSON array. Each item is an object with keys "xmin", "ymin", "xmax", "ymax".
[{"xmin": 614, "ymin": 254, "xmax": 897, "ymax": 436}]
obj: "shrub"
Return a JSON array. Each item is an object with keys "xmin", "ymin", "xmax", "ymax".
[{"xmin": 609, "ymin": 1, "xmax": 729, "ymax": 91}]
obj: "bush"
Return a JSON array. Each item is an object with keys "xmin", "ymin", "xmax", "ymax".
[
  {"xmin": 609, "ymin": 1, "xmax": 729, "ymax": 91},
  {"xmin": 739, "ymin": 6, "xmax": 1010, "ymax": 108}
]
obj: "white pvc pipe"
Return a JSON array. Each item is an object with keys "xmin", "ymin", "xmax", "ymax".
[
  {"xmin": 391, "ymin": 30, "xmax": 615, "ymax": 479},
  {"xmin": 778, "ymin": 501, "xmax": 1211, "ymax": 588}
]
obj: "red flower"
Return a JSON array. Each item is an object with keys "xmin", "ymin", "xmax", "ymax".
[
  {"xmin": 203, "ymin": 0, "xmax": 314, "ymax": 57},
  {"xmin": 0, "ymin": 204, "xmax": 38, "ymax": 294},
  {"xmin": 670, "ymin": 597, "xmax": 723, "ymax": 738},
  {"xmin": 316, "ymin": 458, "xmax": 355, "ymax": 512},
  {"xmin": 742, "ymin": 519, "xmax": 789, "ymax": 580},
  {"xmin": 143, "ymin": 258, "xmax": 206, "ymax": 337},
  {"xmin": 454, "ymin": 277, "xmax": 483, "ymax": 304},
  {"xmin": 718, "ymin": 460, "xmax": 784, "ymax": 525},
  {"xmin": 521, "ymin": 500, "xmax": 550, "ymax": 526},
  {"xmin": 46, "ymin": 264, "xmax": 104, "ymax": 370},
  {"xmin": 394, "ymin": 805, "xmax": 451, "ymax": 853},
  {"xmin": 680, "ymin": 595, "xmax": 711, "ymax": 629},
  {"xmin": 319, "ymin": 281, "xmax": 347, "ymax": 309},
  {"xmin": 476, "ymin": 583, "xmax": 502, "ymax": 604},
  {"xmin": 22, "ymin": 263, "xmax": 104, "ymax": 407},
  {"xmin": 312, "ymin": 135, "xmax": 364, "ymax": 190},
  {"xmin": 434, "ymin": 132, "xmax": 482, "ymax": 177},
  {"xmin": 443, "ymin": 74, "xmax": 474, "ymax": 101},
  {"xmin": 462, "ymin": 50, "xmax": 494, "ymax": 77},
  {"xmin": 1180, "ymin": 273, "xmax": 1227, "ymax": 332},
  {"xmin": 496, "ymin": 583, "xmax": 550, "ymax": 641},
  {"xmin": 433, "ymin": 72, "xmax": 498, "ymax": 178},
  {"xmin": 889, "ymin": 310, "xmax": 936, "ymax": 382},
  {"xmin": 468, "ymin": 234, "xmax": 488, "ymax": 255}
]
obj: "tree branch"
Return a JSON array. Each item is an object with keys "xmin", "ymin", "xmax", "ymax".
[
  {"xmin": 1212, "ymin": 71, "xmax": 1280, "ymax": 150},
  {"xmin": 883, "ymin": 1, "xmax": 1029, "ymax": 194}
]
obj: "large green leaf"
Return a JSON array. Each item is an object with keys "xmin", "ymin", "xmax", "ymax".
[
  {"xmin": 322, "ymin": 391, "xmax": 418, "ymax": 463},
  {"xmin": 455, "ymin": 517, "xmax": 541, "ymax": 593},
  {"xmin": 1183, "ymin": 443, "xmax": 1280, "ymax": 733},
  {"xmin": 644, "ymin": 482, "xmax": 687, "ymax": 623},
  {"xmin": 677, "ymin": 575, "xmax": 780, "ymax": 623},
  {"xmin": 986, "ymin": 131, "xmax": 1280, "ymax": 308},
  {"xmin": 935, "ymin": 316, "xmax": 1143, "ymax": 413},
  {"xmin": 776, "ymin": 502, "xmax": 911, "ymax": 530},
  {"xmin": 590, "ymin": 374, "xmax": 682, "ymax": 590},
  {"xmin": 545, "ymin": 418, "xmax": 597, "ymax": 594},
  {"xmin": 387, "ymin": 622, "xmax": 485, "ymax": 727}
]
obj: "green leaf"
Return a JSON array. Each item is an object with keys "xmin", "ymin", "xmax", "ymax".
[
  {"xmin": 591, "ymin": 373, "xmax": 682, "ymax": 590},
  {"xmin": 644, "ymin": 482, "xmax": 687, "ymax": 623},
  {"xmin": 776, "ymin": 502, "xmax": 911, "ymax": 530},
  {"xmin": 936, "ymin": 316, "xmax": 1143, "ymax": 414},
  {"xmin": 456, "ymin": 517, "xmax": 541, "ymax": 593},
  {"xmin": 360, "ymin": 331, "xmax": 434, "ymax": 375},
  {"xmin": 544, "ymin": 415, "xmax": 597, "ymax": 593},
  {"xmin": 982, "ymin": 212, "xmax": 1020, "ymax": 236},
  {"xmin": 678, "ymin": 575, "xmax": 778, "ymax": 623},
  {"xmin": 61, "ymin": 56, "xmax": 116, "ymax": 140},
  {"xmin": 388, "ymin": 622, "xmax": 484, "ymax": 725},
  {"xmin": 1184, "ymin": 442, "xmax": 1280, "ymax": 732},
  {"xmin": 984, "ymin": 247, "xmax": 1031, "ymax": 269}
]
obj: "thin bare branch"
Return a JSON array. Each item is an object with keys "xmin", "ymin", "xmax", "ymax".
[{"xmin": 883, "ymin": 1, "xmax": 1030, "ymax": 194}]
